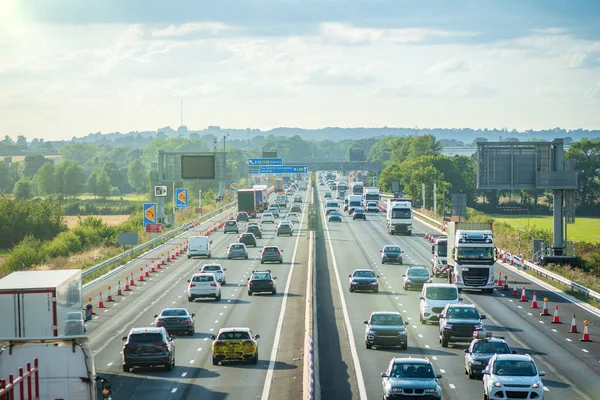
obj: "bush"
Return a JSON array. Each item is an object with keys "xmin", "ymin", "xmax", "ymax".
[
  {"xmin": 43, "ymin": 231, "xmax": 83, "ymax": 259},
  {"xmin": 2, "ymin": 235, "xmax": 44, "ymax": 274}
]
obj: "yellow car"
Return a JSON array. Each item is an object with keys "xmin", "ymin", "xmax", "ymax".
[{"xmin": 210, "ymin": 327, "xmax": 260, "ymax": 365}]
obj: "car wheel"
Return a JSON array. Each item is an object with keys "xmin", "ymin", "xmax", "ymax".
[
  {"xmin": 381, "ymin": 260, "xmax": 385, "ymax": 264},
  {"xmin": 215, "ymin": 293, "xmax": 221, "ymax": 301},
  {"xmin": 349, "ymin": 287, "xmax": 354, "ymax": 292},
  {"xmin": 469, "ymin": 370, "xmax": 475, "ymax": 380},
  {"xmin": 248, "ymin": 291, "xmax": 252, "ymax": 296},
  {"xmin": 399, "ymin": 259, "xmax": 403, "ymax": 264},
  {"xmin": 365, "ymin": 343, "xmax": 372, "ymax": 350},
  {"xmin": 279, "ymin": 260, "xmax": 283, "ymax": 264},
  {"xmin": 277, "ymin": 233, "xmax": 280, "ymax": 236},
  {"xmin": 212, "ymin": 356, "xmax": 219, "ymax": 366},
  {"xmin": 441, "ymin": 337, "xmax": 449, "ymax": 348},
  {"xmin": 261, "ymin": 260, "xmax": 264, "ymax": 264},
  {"xmin": 373, "ymin": 287, "xmax": 379, "ymax": 293},
  {"xmin": 245, "ymin": 256, "xmax": 248, "ymax": 260},
  {"xmin": 484, "ymin": 393, "xmax": 489, "ymax": 400},
  {"xmin": 420, "ymin": 314, "xmax": 426, "ymax": 324},
  {"xmin": 122, "ymin": 364, "xmax": 130, "ymax": 373},
  {"xmin": 187, "ymin": 255, "xmax": 190, "ymax": 259},
  {"xmin": 165, "ymin": 361, "xmax": 173, "ymax": 371},
  {"xmin": 251, "ymin": 353, "xmax": 258, "ymax": 365},
  {"xmin": 272, "ymin": 290, "xmax": 276, "ymax": 295},
  {"xmin": 188, "ymin": 297, "xmax": 194, "ymax": 302},
  {"xmin": 401, "ymin": 344, "xmax": 408, "ymax": 350}
]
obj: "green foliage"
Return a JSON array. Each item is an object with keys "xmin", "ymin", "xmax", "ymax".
[
  {"xmin": 390, "ymin": 134, "xmax": 442, "ymax": 164},
  {"xmin": 13, "ymin": 178, "xmax": 33, "ymax": 200},
  {"xmin": 23, "ymin": 155, "xmax": 49, "ymax": 178},
  {"xmin": 2, "ymin": 235, "xmax": 44, "ymax": 274},
  {"xmin": 127, "ymin": 159, "xmax": 147, "ymax": 193},
  {"xmin": 54, "ymin": 160, "xmax": 85, "ymax": 198},
  {"xmin": 34, "ymin": 163, "xmax": 56, "ymax": 195},
  {"xmin": 565, "ymin": 138, "xmax": 600, "ymax": 206},
  {"xmin": 0, "ymin": 161, "xmax": 14, "ymax": 193},
  {"xmin": 203, "ymin": 188, "xmax": 216, "ymax": 205},
  {"xmin": 44, "ymin": 230, "xmax": 83, "ymax": 259}
]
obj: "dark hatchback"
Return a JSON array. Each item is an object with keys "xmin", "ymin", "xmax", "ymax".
[
  {"xmin": 122, "ymin": 327, "xmax": 175, "ymax": 372},
  {"xmin": 154, "ymin": 308, "xmax": 195, "ymax": 336},
  {"xmin": 349, "ymin": 269, "xmax": 380, "ymax": 293},
  {"xmin": 464, "ymin": 331, "xmax": 515, "ymax": 379},
  {"xmin": 238, "ymin": 233, "xmax": 257, "ymax": 247},
  {"xmin": 364, "ymin": 311, "xmax": 409, "ymax": 350},
  {"xmin": 247, "ymin": 270, "xmax": 277, "ymax": 295},
  {"xmin": 352, "ymin": 208, "xmax": 366, "ymax": 220},
  {"xmin": 381, "ymin": 245, "xmax": 404, "ymax": 264},
  {"xmin": 245, "ymin": 225, "xmax": 263, "ymax": 239},
  {"xmin": 236, "ymin": 212, "xmax": 249, "ymax": 222},
  {"xmin": 439, "ymin": 304, "xmax": 486, "ymax": 348}
]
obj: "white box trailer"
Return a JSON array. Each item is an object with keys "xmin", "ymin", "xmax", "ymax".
[
  {"xmin": 0, "ymin": 270, "xmax": 83, "ymax": 338},
  {"xmin": 0, "ymin": 335, "xmax": 103, "ymax": 400}
]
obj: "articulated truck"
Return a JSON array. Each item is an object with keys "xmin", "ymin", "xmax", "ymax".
[
  {"xmin": 446, "ymin": 222, "xmax": 495, "ymax": 293},
  {"xmin": 386, "ymin": 198, "xmax": 412, "ymax": 235},
  {"xmin": 238, "ymin": 189, "xmax": 257, "ymax": 217}
]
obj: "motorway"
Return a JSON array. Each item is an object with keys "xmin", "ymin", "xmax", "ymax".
[
  {"xmin": 315, "ymin": 182, "xmax": 600, "ymax": 400},
  {"xmin": 83, "ymin": 191, "xmax": 310, "ymax": 399}
]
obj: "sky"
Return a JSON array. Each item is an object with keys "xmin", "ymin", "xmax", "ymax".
[{"xmin": 1, "ymin": 0, "xmax": 600, "ymax": 141}]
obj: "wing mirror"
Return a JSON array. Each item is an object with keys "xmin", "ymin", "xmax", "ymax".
[
  {"xmin": 511, "ymin": 350, "xmax": 517, "ymax": 354},
  {"xmin": 405, "ymin": 321, "xmax": 409, "ymax": 325},
  {"xmin": 191, "ymin": 313, "xmax": 196, "ymax": 318},
  {"xmin": 254, "ymin": 334, "xmax": 261, "ymax": 339},
  {"xmin": 153, "ymin": 314, "xmax": 158, "ymax": 318},
  {"xmin": 223, "ymin": 268, "xmax": 227, "ymax": 271},
  {"xmin": 464, "ymin": 349, "xmax": 470, "ymax": 353},
  {"xmin": 480, "ymin": 315, "xmax": 487, "ymax": 320},
  {"xmin": 169, "ymin": 336, "xmax": 175, "ymax": 340},
  {"xmin": 209, "ymin": 335, "xmax": 216, "ymax": 340},
  {"xmin": 273, "ymin": 277, "xmax": 277, "ymax": 279},
  {"xmin": 436, "ymin": 373, "xmax": 442, "ymax": 379},
  {"xmin": 419, "ymin": 295, "xmax": 424, "ymax": 299},
  {"xmin": 363, "ymin": 320, "xmax": 369, "ymax": 324},
  {"xmin": 402, "ymin": 274, "xmax": 406, "ymax": 277},
  {"xmin": 348, "ymin": 274, "xmax": 352, "ymax": 278},
  {"xmin": 538, "ymin": 371, "xmax": 545, "ymax": 376},
  {"xmin": 187, "ymin": 280, "xmax": 190, "ymax": 283},
  {"xmin": 122, "ymin": 336, "xmax": 128, "ymax": 341},
  {"xmin": 459, "ymin": 297, "xmax": 464, "ymax": 301},
  {"xmin": 380, "ymin": 372, "xmax": 388, "ymax": 378}
]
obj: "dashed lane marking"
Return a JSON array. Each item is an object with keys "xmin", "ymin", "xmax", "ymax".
[
  {"xmin": 171, "ymin": 388, "xmax": 177, "ymax": 393},
  {"xmin": 181, "ymin": 372, "xmax": 187, "ymax": 377}
]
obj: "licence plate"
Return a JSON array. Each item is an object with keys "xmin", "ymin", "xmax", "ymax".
[{"xmin": 462, "ymin": 267, "xmax": 469, "ymax": 271}]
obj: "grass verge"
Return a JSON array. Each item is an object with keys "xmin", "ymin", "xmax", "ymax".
[
  {"xmin": 490, "ymin": 215, "xmax": 600, "ymax": 243},
  {"xmin": 523, "ymin": 269, "xmax": 600, "ymax": 309}
]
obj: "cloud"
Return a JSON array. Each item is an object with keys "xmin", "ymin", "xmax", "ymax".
[
  {"xmin": 438, "ymin": 80, "xmax": 498, "ymax": 97},
  {"xmin": 318, "ymin": 22, "xmax": 476, "ymax": 46},
  {"xmin": 294, "ymin": 63, "xmax": 380, "ymax": 86},
  {"xmin": 567, "ymin": 42, "xmax": 600, "ymax": 68},
  {"xmin": 373, "ymin": 83, "xmax": 432, "ymax": 97},
  {"xmin": 151, "ymin": 22, "xmax": 234, "ymax": 38},
  {"xmin": 428, "ymin": 58, "xmax": 468, "ymax": 73},
  {"xmin": 586, "ymin": 82, "xmax": 600, "ymax": 99}
]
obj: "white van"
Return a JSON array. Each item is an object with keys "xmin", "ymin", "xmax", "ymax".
[
  {"xmin": 325, "ymin": 200, "xmax": 340, "ymax": 215},
  {"xmin": 419, "ymin": 283, "xmax": 462, "ymax": 324},
  {"xmin": 188, "ymin": 235, "xmax": 212, "ymax": 259}
]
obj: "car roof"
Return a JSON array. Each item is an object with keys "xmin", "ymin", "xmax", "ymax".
[
  {"xmin": 472, "ymin": 337, "xmax": 508, "ymax": 344},
  {"xmin": 424, "ymin": 283, "xmax": 457, "ymax": 289},
  {"xmin": 192, "ymin": 272, "xmax": 216, "ymax": 277},
  {"xmin": 130, "ymin": 327, "xmax": 165, "ymax": 334},
  {"xmin": 384, "ymin": 245, "xmax": 400, "ymax": 248},
  {"xmin": 493, "ymin": 354, "xmax": 533, "ymax": 362},
  {"xmin": 263, "ymin": 245, "xmax": 280, "ymax": 249},
  {"xmin": 446, "ymin": 303, "xmax": 477, "ymax": 309},
  {"xmin": 202, "ymin": 263, "xmax": 223, "ymax": 269},
  {"xmin": 353, "ymin": 269, "xmax": 376, "ymax": 273},
  {"xmin": 407, "ymin": 266, "xmax": 428, "ymax": 270},
  {"xmin": 392, "ymin": 357, "xmax": 431, "ymax": 365},
  {"xmin": 371, "ymin": 311, "xmax": 401, "ymax": 317},
  {"xmin": 230, "ymin": 242, "xmax": 246, "ymax": 246},
  {"xmin": 160, "ymin": 308, "xmax": 189, "ymax": 313},
  {"xmin": 218, "ymin": 327, "xmax": 251, "ymax": 333}
]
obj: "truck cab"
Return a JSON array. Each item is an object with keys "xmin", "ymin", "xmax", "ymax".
[
  {"xmin": 431, "ymin": 237, "xmax": 448, "ymax": 277},
  {"xmin": 386, "ymin": 198, "xmax": 412, "ymax": 236}
]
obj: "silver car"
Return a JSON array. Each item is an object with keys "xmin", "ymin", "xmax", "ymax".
[
  {"xmin": 381, "ymin": 357, "xmax": 442, "ymax": 400},
  {"xmin": 227, "ymin": 243, "xmax": 249, "ymax": 259},
  {"xmin": 224, "ymin": 220, "xmax": 239, "ymax": 234},
  {"xmin": 483, "ymin": 354, "xmax": 545, "ymax": 400}
]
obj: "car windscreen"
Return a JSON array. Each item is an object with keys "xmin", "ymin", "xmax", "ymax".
[
  {"xmin": 426, "ymin": 287, "xmax": 457, "ymax": 300},
  {"xmin": 264, "ymin": 247, "xmax": 279, "ymax": 253},
  {"xmin": 492, "ymin": 360, "xmax": 537, "ymax": 376},
  {"xmin": 385, "ymin": 247, "xmax": 401, "ymax": 253},
  {"xmin": 473, "ymin": 342, "xmax": 510, "ymax": 354},
  {"xmin": 226, "ymin": 221, "xmax": 236, "ymax": 226},
  {"xmin": 389, "ymin": 363, "xmax": 435, "ymax": 379},
  {"xmin": 408, "ymin": 269, "xmax": 429, "ymax": 276},
  {"xmin": 217, "ymin": 331, "xmax": 251, "ymax": 340},
  {"xmin": 371, "ymin": 315, "xmax": 404, "ymax": 326},
  {"xmin": 252, "ymin": 273, "xmax": 271, "ymax": 280},
  {"xmin": 129, "ymin": 333, "xmax": 163, "ymax": 343},
  {"xmin": 231, "ymin": 245, "xmax": 245, "ymax": 250},
  {"xmin": 192, "ymin": 275, "xmax": 214, "ymax": 282},
  {"xmin": 202, "ymin": 266, "xmax": 221, "ymax": 272},
  {"xmin": 353, "ymin": 270, "xmax": 376, "ymax": 278},
  {"xmin": 263, "ymin": 213, "xmax": 273, "ymax": 217},
  {"xmin": 445, "ymin": 307, "xmax": 479, "ymax": 319},
  {"xmin": 161, "ymin": 309, "xmax": 188, "ymax": 317}
]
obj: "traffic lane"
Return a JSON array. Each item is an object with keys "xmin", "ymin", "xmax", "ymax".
[
  {"xmin": 386, "ymin": 218, "xmax": 598, "ymax": 400},
  {"xmin": 92, "ymin": 221, "xmax": 302, "ymax": 399},
  {"xmin": 353, "ymin": 216, "xmax": 486, "ymax": 400}
]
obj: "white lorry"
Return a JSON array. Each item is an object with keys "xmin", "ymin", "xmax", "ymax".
[
  {"xmin": 346, "ymin": 195, "xmax": 363, "ymax": 214},
  {"xmin": 363, "ymin": 187, "xmax": 380, "ymax": 207},
  {"xmin": 0, "ymin": 336, "xmax": 109, "ymax": 400},
  {"xmin": 386, "ymin": 198, "xmax": 413, "ymax": 235},
  {"xmin": 0, "ymin": 270, "xmax": 84, "ymax": 338},
  {"xmin": 446, "ymin": 222, "xmax": 495, "ymax": 293},
  {"xmin": 431, "ymin": 236, "xmax": 449, "ymax": 277}
]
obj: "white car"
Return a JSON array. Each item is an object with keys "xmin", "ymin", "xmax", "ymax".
[
  {"xmin": 261, "ymin": 213, "xmax": 275, "ymax": 224},
  {"xmin": 483, "ymin": 354, "xmax": 545, "ymax": 400},
  {"xmin": 419, "ymin": 283, "xmax": 461, "ymax": 324},
  {"xmin": 286, "ymin": 212, "xmax": 300, "ymax": 223},
  {"xmin": 200, "ymin": 264, "xmax": 226, "ymax": 284},
  {"xmin": 187, "ymin": 272, "xmax": 221, "ymax": 302}
]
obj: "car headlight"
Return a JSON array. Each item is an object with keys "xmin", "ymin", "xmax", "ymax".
[
  {"xmin": 351, "ymin": 281, "xmax": 357, "ymax": 285},
  {"xmin": 443, "ymin": 324, "xmax": 452, "ymax": 329},
  {"xmin": 471, "ymin": 360, "xmax": 483, "ymax": 366},
  {"xmin": 474, "ymin": 324, "xmax": 483, "ymax": 330},
  {"xmin": 424, "ymin": 388, "xmax": 437, "ymax": 393},
  {"xmin": 368, "ymin": 330, "xmax": 376, "ymax": 335},
  {"xmin": 371, "ymin": 281, "xmax": 378, "ymax": 285},
  {"xmin": 493, "ymin": 381, "xmax": 502, "ymax": 387},
  {"xmin": 405, "ymin": 278, "xmax": 412, "ymax": 283},
  {"xmin": 424, "ymin": 303, "xmax": 431, "ymax": 309},
  {"xmin": 532, "ymin": 382, "xmax": 541, "ymax": 388}
]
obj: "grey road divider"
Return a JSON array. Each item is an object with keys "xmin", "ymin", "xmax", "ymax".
[
  {"xmin": 82, "ymin": 201, "xmax": 237, "ymax": 290},
  {"xmin": 303, "ymin": 230, "xmax": 318, "ymax": 400},
  {"xmin": 379, "ymin": 194, "xmax": 600, "ymax": 303}
]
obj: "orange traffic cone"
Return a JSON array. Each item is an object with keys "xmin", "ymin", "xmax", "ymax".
[
  {"xmin": 503, "ymin": 275, "xmax": 509, "ymax": 290},
  {"xmin": 519, "ymin": 286, "xmax": 528, "ymax": 302},
  {"xmin": 540, "ymin": 297, "xmax": 550, "ymax": 316},
  {"xmin": 117, "ymin": 281, "xmax": 123, "ymax": 296},
  {"xmin": 551, "ymin": 305, "xmax": 561, "ymax": 324},
  {"xmin": 512, "ymin": 281, "xmax": 518, "ymax": 296},
  {"xmin": 124, "ymin": 276, "xmax": 131, "ymax": 291},
  {"xmin": 98, "ymin": 292, "xmax": 105, "ymax": 308},
  {"xmin": 569, "ymin": 314, "xmax": 578, "ymax": 333},
  {"xmin": 151, "ymin": 262, "xmax": 156, "ymax": 273},
  {"xmin": 161, "ymin": 253, "xmax": 166, "ymax": 265},
  {"xmin": 171, "ymin": 250, "xmax": 175, "ymax": 260},
  {"xmin": 139, "ymin": 267, "xmax": 145, "ymax": 281},
  {"xmin": 145, "ymin": 264, "xmax": 150, "ymax": 277},
  {"xmin": 107, "ymin": 286, "xmax": 114, "ymax": 302},
  {"xmin": 130, "ymin": 272, "xmax": 135, "ymax": 286},
  {"xmin": 530, "ymin": 291, "xmax": 538, "ymax": 308},
  {"xmin": 498, "ymin": 272, "xmax": 503, "ymax": 287},
  {"xmin": 580, "ymin": 320, "xmax": 592, "ymax": 342}
]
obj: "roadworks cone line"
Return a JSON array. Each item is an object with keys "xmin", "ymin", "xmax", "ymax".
[
  {"xmin": 551, "ymin": 305, "xmax": 561, "ymax": 324},
  {"xmin": 498, "ymin": 272, "xmax": 503, "ymax": 287},
  {"xmin": 530, "ymin": 291, "xmax": 538, "ymax": 308},
  {"xmin": 569, "ymin": 314, "xmax": 578, "ymax": 333},
  {"xmin": 540, "ymin": 298, "xmax": 551, "ymax": 316},
  {"xmin": 97, "ymin": 292, "xmax": 105, "ymax": 308},
  {"xmin": 581, "ymin": 320, "xmax": 592, "ymax": 342}
]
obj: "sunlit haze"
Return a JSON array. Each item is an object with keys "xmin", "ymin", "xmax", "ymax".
[{"xmin": 2, "ymin": 0, "xmax": 600, "ymax": 140}]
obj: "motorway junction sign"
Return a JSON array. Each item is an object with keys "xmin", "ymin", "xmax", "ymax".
[
  {"xmin": 259, "ymin": 165, "xmax": 308, "ymax": 174},
  {"xmin": 248, "ymin": 158, "xmax": 283, "ymax": 166}
]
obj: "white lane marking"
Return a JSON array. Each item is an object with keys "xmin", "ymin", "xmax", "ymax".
[
  {"xmin": 527, "ymin": 312, "xmax": 532, "ymax": 316},
  {"xmin": 544, "ymin": 387, "xmax": 550, "ymax": 392},
  {"xmin": 214, "ymin": 320, "xmax": 219, "ymax": 324},
  {"xmin": 432, "ymin": 356, "xmax": 437, "ymax": 360},
  {"xmin": 197, "ymin": 347, "xmax": 202, "ymax": 351},
  {"xmin": 418, "ymin": 334, "xmax": 423, "ymax": 338},
  {"xmin": 189, "ymin": 359, "xmax": 195, "ymax": 364},
  {"xmin": 449, "ymin": 384, "xmax": 455, "ymax": 389},
  {"xmin": 171, "ymin": 388, "xmax": 177, "ymax": 393},
  {"xmin": 440, "ymin": 369, "xmax": 446, "ymax": 373},
  {"xmin": 582, "ymin": 349, "xmax": 589, "ymax": 353},
  {"xmin": 566, "ymin": 338, "xmax": 572, "ymax": 342},
  {"xmin": 426, "ymin": 345, "xmax": 431, "ymax": 349},
  {"xmin": 204, "ymin": 338, "xmax": 208, "ymax": 341},
  {"xmin": 260, "ymin": 189, "xmax": 309, "ymax": 400},
  {"xmin": 181, "ymin": 372, "xmax": 187, "ymax": 377},
  {"xmin": 539, "ymin": 321, "xmax": 544, "ymax": 324},
  {"xmin": 312, "ymin": 196, "xmax": 368, "ymax": 400},
  {"xmin": 552, "ymin": 329, "xmax": 558, "ymax": 332},
  {"xmin": 107, "ymin": 362, "xmax": 113, "ymax": 367},
  {"xmin": 209, "ymin": 328, "xmax": 214, "ymax": 332}
]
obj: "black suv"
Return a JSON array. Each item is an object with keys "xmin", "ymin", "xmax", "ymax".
[
  {"xmin": 236, "ymin": 212, "xmax": 249, "ymax": 222},
  {"xmin": 364, "ymin": 311, "xmax": 409, "ymax": 350},
  {"xmin": 245, "ymin": 224, "xmax": 263, "ymax": 239},
  {"xmin": 247, "ymin": 270, "xmax": 277, "ymax": 295},
  {"xmin": 439, "ymin": 304, "xmax": 486, "ymax": 347},
  {"xmin": 353, "ymin": 208, "xmax": 366, "ymax": 220},
  {"xmin": 122, "ymin": 327, "xmax": 175, "ymax": 372},
  {"xmin": 464, "ymin": 330, "xmax": 516, "ymax": 379}
]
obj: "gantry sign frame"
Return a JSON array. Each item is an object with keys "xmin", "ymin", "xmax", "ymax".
[{"xmin": 476, "ymin": 138, "xmax": 577, "ymax": 260}]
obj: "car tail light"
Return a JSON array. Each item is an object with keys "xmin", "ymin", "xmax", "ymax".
[
  {"xmin": 182, "ymin": 319, "xmax": 191, "ymax": 325},
  {"xmin": 156, "ymin": 321, "xmax": 164, "ymax": 326},
  {"xmin": 154, "ymin": 342, "xmax": 168, "ymax": 348},
  {"xmin": 124, "ymin": 343, "xmax": 138, "ymax": 348},
  {"xmin": 269, "ymin": 280, "xmax": 274, "ymax": 285},
  {"xmin": 189, "ymin": 284, "xmax": 196, "ymax": 287},
  {"xmin": 249, "ymin": 281, "xmax": 254, "ymax": 285},
  {"xmin": 210, "ymin": 283, "xmax": 217, "ymax": 287},
  {"xmin": 275, "ymin": 252, "xmax": 280, "ymax": 255},
  {"xmin": 242, "ymin": 340, "xmax": 254, "ymax": 346}
]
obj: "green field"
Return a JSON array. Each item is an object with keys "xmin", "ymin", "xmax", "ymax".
[{"xmin": 490, "ymin": 215, "xmax": 600, "ymax": 243}]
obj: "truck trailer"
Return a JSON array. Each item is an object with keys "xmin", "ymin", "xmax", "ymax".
[
  {"xmin": 431, "ymin": 236, "xmax": 449, "ymax": 277},
  {"xmin": 252, "ymin": 185, "xmax": 268, "ymax": 212},
  {"xmin": 386, "ymin": 198, "xmax": 413, "ymax": 235},
  {"xmin": 237, "ymin": 189, "xmax": 257, "ymax": 217},
  {"xmin": 446, "ymin": 222, "xmax": 495, "ymax": 293},
  {"xmin": 0, "ymin": 269, "xmax": 83, "ymax": 338}
]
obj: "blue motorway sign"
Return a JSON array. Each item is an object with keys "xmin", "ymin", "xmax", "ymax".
[
  {"xmin": 175, "ymin": 188, "xmax": 188, "ymax": 209},
  {"xmin": 248, "ymin": 158, "xmax": 283, "ymax": 166},
  {"xmin": 259, "ymin": 165, "xmax": 308, "ymax": 174},
  {"xmin": 143, "ymin": 203, "xmax": 157, "ymax": 226}
]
